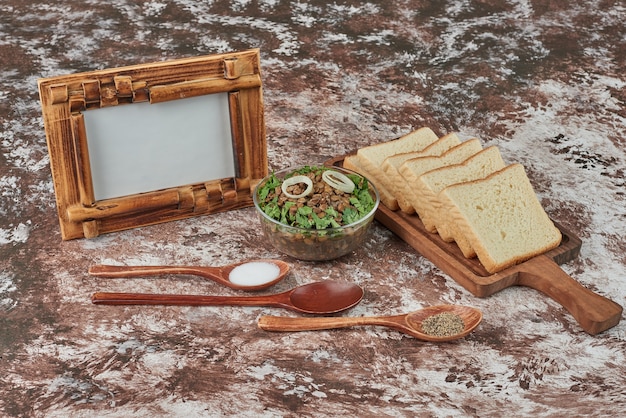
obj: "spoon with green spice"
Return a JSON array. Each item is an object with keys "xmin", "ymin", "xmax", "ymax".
[{"xmin": 258, "ymin": 304, "xmax": 483, "ymax": 342}]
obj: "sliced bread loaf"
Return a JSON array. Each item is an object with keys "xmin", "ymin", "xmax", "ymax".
[
  {"xmin": 398, "ymin": 138, "xmax": 483, "ymax": 222},
  {"xmin": 356, "ymin": 127, "xmax": 438, "ymax": 210},
  {"xmin": 438, "ymin": 163, "xmax": 562, "ymax": 273},
  {"xmin": 381, "ymin": 132, "xmax": 461, "ymax": 213},
  {"xmin": 418, "ymin": 146, "xmax": 506, "ymax": 258},
  {"xmin": 343, "ymin": 154, "xmax": 399, "ymax": 210}
]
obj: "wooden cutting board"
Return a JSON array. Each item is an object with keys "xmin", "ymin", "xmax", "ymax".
[{"xmin": 327, "ymin": 156, "xmax": 622, "ymax": 335}]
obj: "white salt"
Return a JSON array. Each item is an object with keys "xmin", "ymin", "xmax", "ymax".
[{"xmin": 228, "ymin": 261, "xmax": 281, "ymax": 287}]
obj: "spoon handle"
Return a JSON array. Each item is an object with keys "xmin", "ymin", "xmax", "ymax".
[
  {"xmin": 89, "ymin": 265, "xmax": 221, "ymax": 280},
  {"xmin": 258, "ymin": 315, "xmax": 400, "ymax": 332},
  {"xmin": 518, "ymin": 255, "xmax": 622, "ymax": 335},
  {"xmin": 91, "ymin": 292, "xmax": 286, "ymax": 307}
]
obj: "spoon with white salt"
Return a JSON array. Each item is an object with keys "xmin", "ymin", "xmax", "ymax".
[{"xmin": 89, "ymin": 259, "xmax": 290, "ymax": 291}]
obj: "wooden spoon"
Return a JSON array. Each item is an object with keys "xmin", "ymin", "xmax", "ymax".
[
  {"xmin": 258, "ymin": 304, "xmax": 483, "ymax": 342},
  {"xmin": 91, "ymin": 280, "xmax": 364, "ymax": 314},
  {"xmin": 89, "ymin": 259, "xmax": 290, "ymax": 291}
]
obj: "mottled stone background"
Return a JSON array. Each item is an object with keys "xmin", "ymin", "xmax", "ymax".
[{"xmin": 1, "ymin": 1, "xmax": 625, "ymax": 417}]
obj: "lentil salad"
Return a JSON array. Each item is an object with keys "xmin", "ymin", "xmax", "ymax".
[{"xmin": 256, "ymin": 166, "xmax": 377, "ymax": 230}]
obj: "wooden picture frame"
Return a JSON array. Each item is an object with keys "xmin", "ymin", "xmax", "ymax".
[{"xmin": 38, "ymin": 49, "xmax": 267, "ymax": 240}]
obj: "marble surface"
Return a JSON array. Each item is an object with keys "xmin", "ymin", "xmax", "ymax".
[{"xmin": 1, "ymin": 1, "xmax": 625, "ymax": 417}]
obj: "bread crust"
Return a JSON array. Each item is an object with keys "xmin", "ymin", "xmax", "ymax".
[
  {"xmin": 343, "ymin": 155, "xmax": 399, "ymax": 211},
  {"xmin": 385, "ymin": 133, "xmax": 461, "ymax": 213},
  {"xmin": 399, "ymin": 138, "xmax": 482, "ymax": 223},
  {"xmin": 439, "ymin": 164, "xmax": 562, "ymax": 273},
  {"xmin": 356, "ymin": 127, "xmax": 438, "ymax": 210},
  {"xmin": 420, "ymin": 146, "xmax": 506, "ymax": 239}
]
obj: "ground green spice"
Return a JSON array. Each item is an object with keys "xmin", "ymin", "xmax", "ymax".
[{"xmin": 422, "ymin": 312, "xmax": 464, "ymax": 337}]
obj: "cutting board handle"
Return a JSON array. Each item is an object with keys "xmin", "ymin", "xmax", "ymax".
[{"xmin": 518, "ymin": 255, "xmax": 622, "ymax": 335}]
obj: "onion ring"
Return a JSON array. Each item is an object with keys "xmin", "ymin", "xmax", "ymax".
[
  {"xmin": 281, "ymin": 175, "xmax": 314, "ymax": 199},
  {"xmin": 322, "ymin": 170, "xmax": 355, "ymax": 194}
]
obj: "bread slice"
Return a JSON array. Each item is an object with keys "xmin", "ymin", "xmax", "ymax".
[
  {"xmin": 398, "ymin": 138, "xmax": 483, "ymax": 221},
  {"xmin": 382, "ymin": 133, "xmax": 462, "ymax": 213},
  {"xmin": 343, "ymin": 154, "xmax": 399, "ymax": 210},
  {"xmin": 418, "ymin": 146, "xmax": 506, "ymax": 258},
  {"xmin": 356, "ymin": 127, "xmax": 438, "ymax": 210},
  {"xmin": 438, "ymin": 163, "xmax": 562, "ymax": 273}
]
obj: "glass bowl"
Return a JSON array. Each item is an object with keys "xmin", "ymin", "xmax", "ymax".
[{"xmin": 253, "ymin": 165, "xmax": 380, "ymax": 261}]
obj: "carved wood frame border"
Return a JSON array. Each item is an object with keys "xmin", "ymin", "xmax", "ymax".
[{"xmin": 38, "ymin": 49, "xmax": 267, "ymax": 240}]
